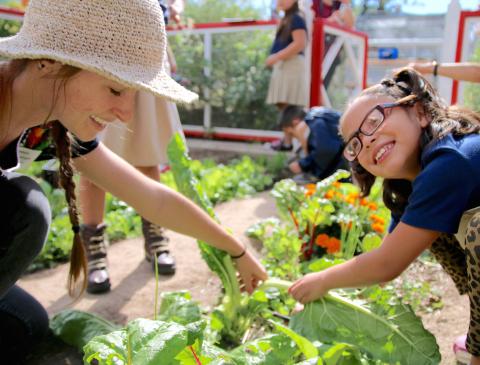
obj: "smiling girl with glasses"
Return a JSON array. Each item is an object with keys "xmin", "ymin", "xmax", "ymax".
[{"xmin": 289, "ymin": 67, "xmax": 480, "ymax": 364}]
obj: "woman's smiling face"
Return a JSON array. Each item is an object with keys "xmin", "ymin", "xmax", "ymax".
[
  {"xmin": 340, "ymin": 94, "xmax": 428, "ymax": 181},
  {"xmin": 53, "ymin": 70, "xmax": 136, "ymax": 141}
]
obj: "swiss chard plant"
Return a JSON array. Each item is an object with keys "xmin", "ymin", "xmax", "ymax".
[{"xmin": 167, "ymin": 133, "xmax": 266, "ymax": 346}]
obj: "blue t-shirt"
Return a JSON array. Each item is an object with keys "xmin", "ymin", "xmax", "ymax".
[
  {"xmin": 298, "ymin": 107, "xmax": 348, "ymax": 179},
  {"xmin": 270, "ymin": 13, "xmax": 307, "ymax": 55},
  {"xmin": 389, "ymin": 133, "xmax": 480, "ymax": 234}
]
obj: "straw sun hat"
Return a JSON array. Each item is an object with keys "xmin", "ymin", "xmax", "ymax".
[{"xmin": 0, "ymin": 0, "xmax": 197, "ymax": 104}]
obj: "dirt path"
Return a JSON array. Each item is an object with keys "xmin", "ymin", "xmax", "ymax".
[{"xmin": 19, "ymin": 191, "xmax": 468, "ymax": 364}]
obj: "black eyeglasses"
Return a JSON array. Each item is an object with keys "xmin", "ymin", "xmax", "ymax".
[{"xmin": 343, "ymin": 102, "xmax": 401, "ymax": 162}]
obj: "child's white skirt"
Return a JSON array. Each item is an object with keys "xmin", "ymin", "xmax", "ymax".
[{"xmin": 266, "ymin": 54, "xmax": 308, "ymax": 107}]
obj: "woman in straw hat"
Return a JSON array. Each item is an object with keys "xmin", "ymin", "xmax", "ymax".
[{"xmin": 0, "ymin": 0, "xmax": 267, "ymax": 360}]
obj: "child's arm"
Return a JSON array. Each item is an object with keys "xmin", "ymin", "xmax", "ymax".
[
  {"xmin": 289, "ymin": 222, "xmax": 439, "ymax": 303},
  {"xmin": 265, "ymin": 29, "xmax": 306, "ymax": 67},
  {"xmin": 74, "ymin": 143, "xmax": 268, "ymax": 292},
  {"xmin": 408, "ymin": 61, "xmax": 480, "ymax": 83}
]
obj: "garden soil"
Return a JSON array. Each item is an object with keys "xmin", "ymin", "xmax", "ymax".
[{"xmin": 20, "ymin": 191, "xmax": 469, "ymax": 365}]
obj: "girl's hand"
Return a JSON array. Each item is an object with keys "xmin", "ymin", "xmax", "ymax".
[
  {"xmin": 289, "ymin": 272, "xmax": 330, "ymax": 304},
  {"xmin": 233, "ymin": 250, "xmax": 268, "ymax": 294},
  {"xmin": 265, "ymin": 54, "xmax": 279, "ymax": 67}
]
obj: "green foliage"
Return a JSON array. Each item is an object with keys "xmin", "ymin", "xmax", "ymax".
[
  {"xmin": 0, "ymin": 18, "xmax": 21, "ymax": 37},
  {"xmin": 158, "ymin": 291, "xmax": 203, "ymax": 325},
  {"xmin": 50, "ymin": 310, "xmax": 119, "ymax": 351},
  {"xmin": 83, "ymin": 319, "xmax": 214, "ymax": 365},
  {"xmin": 168, "ymin": 134, "xmax": 262, "ymax": 346},
  {"xmin": 251, "ymin": 170, "xmax": 390, "ymax": 267},
  {"xmin": 169, "ymin": 0, "xmax": 278, "ymax": 130},
  {"xmin": 289, "ymin": 294, "xmax": 441, "ymax": 364}
]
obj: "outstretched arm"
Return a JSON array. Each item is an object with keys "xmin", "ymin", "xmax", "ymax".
[
  {"xmin": 289, "ymin": 222, "xmax": 439, "ymax": 303},
  {"xmin": 74, "ymin": 143, "xmax": 268, "ymax": 291},
  {"xmin": 408, "ymin": 61, "xmax": 480, "ymax": 83}
]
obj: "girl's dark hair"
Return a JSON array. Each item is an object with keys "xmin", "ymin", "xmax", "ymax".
[
  {"xmin": 277, "ymin": 1, "xmax": 302, "ymax": 42},
  {"xmin": 1, "ymin": 59, "xmax": 87, "ymax": 297},
  {"xmin": 347, "ymin": 67, "xmax": 480, "ymax": 216}
]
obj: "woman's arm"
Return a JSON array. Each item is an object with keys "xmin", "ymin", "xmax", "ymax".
[
  {"xmin": 289, "ymin": 222, "xmax": 439, "ymax": 303},
  {"xmin": 74, "ymin": 144, "xmax": 267, "ymax": 291},
  {"xmin": 408, "ymin": 61, "xmax": 480, "ymax": 83},
  {"xmin": 265, "ymin": 29, "xmax": 307, "ymax": 67}
]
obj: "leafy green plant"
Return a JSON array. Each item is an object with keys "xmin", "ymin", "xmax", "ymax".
[
  {"xmin": 262, "ymin": 171, "xmax": 390, "ymax": 262},
  {"xmin": 167, "ymin": 133, "xmax": 266, "ymax": 346},
  {"xmin": 262, "ymin": 279, "xmax": 441, "ymax": 365}
]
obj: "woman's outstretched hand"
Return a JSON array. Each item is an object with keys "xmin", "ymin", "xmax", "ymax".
[
  {"xmin": 289, "ymin": 272, "xmax": 330, "ymax": 304},
  {"xmin": 233, "ymin": 250, "xmax": 268, "ymax": 294}
]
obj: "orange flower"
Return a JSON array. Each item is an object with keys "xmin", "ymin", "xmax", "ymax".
[
  {"xmin": 360, "ymin": 198, "xmax": 369, "ymax": 206},
  {"xmin": 369, "ymin": 202, "xmax": 378, "ymax": 211},
  {"xmin": 315, "ymin": 233, "xmax": 330, "ymax": 247},
  {"xmin": 315, "ymin": 234, "xmax": 341, "ymax": 254},
  {"xmin": 370, "ymin": 214, "xmax": 385, "ymax": 225},
  {"xmin": 325, "ymin": 237, "xmax": 341, "ymax": 254},
  {"xmin": 371, "ymin": 223, "xmax": 384, "ymax": 233},
  {"xmin": 324, "ymin": 190, "xmax": 335, "ymax": 199},
  {"xmin": 305, "ymin": 184, "xmax": 316, "ymax": 197},
  {"xmin": 332, "ymin": 181, "xmax": 341, "ymax": 188}
]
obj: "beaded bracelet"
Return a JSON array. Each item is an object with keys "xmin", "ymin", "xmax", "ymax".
[{"xmin": 230, "ymin": 244, "xmax": 246, "ymax": 259}]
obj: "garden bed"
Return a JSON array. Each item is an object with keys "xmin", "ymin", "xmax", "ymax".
[{"xmin": 21, "ymin": 191, "xmax": 468, "ymax": 365}]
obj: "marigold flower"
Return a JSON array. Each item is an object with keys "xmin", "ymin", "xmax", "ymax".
[
  {"xmin": 315, "ymin": 233, "xmax": 330, "ymax": 247},
  {"xmin": 370, "ymin": 214, "xmax": 385, "ymax": 225},
  {"xmin": 315, "ymin": 234, "xmax": 341, "ymax": 253},
  {"xmin": 325, "ymin": 237, "xmax": 341, "ymax": 253},
  {"xmin": 369, "ymin": 202, "xmax": 378, "ymax": 211},
  {"xmin": 360, "ymin": 198, "xmax": 369, "ymax": 206},
  {"xmin": 332, "ymin": 181, "xmax": 341, "ymax": 188},
  {"xmin": 304, "ymin": 184, "xmax": 316, "ymax": 197},
  {"xmin": 371, "ymin": 223, "xmax": 384, "ymax": 233},
  {"xmin": 324, "ymin": 190, "xmax": 335, "ymax": 199}
]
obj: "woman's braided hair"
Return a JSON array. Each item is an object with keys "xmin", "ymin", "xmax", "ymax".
[
  {"xmin": 348, "ymin": 67, "xmax": 480, "ymax": 216},
  {"xmin": 1, "ymin": 60, "xmax": 87, "ymax": 296}
]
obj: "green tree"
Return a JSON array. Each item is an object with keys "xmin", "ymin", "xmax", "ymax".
[{"xmin": 170, "ymin": 0, "xmax": 278, "ymax": 131}]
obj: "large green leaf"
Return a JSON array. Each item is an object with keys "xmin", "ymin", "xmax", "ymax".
[
  {"xmin": 50, "ymin": 309, "xmax": 119, "ymax": 351},
  {"xmin": 290, "ymin": 293, "xmax": 440, "ymax": 364},
  {"xmin": 158, "ymin": 291, "xmax": 202, "ymax": 325},
  {"xmin": 229, "ymin": 333, "xmax": 299, "ymax": 365},
  {"xmin": 83, "ymin": 319, "xmax": 205, "ymax": 365}
]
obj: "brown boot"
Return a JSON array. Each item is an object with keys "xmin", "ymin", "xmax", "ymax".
[
  {"xmin": 80, "ymin": 223, "xmax": 111, "ymax": 294},
  {"xmin": 142, "ymin": 218, "xmax": 176, "ymax": 275}
]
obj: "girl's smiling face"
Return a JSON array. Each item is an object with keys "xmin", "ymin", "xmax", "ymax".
[{"xmin": 340, "ymin": 94, "xmax": 429, "ymax": 181}]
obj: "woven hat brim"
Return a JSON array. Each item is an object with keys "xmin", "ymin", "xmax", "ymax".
[{"xmin": 0, "ymin": 36, "xmax": 199, "ymax": 104}]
